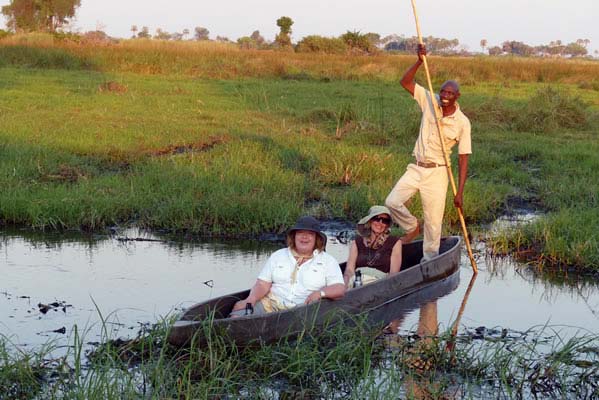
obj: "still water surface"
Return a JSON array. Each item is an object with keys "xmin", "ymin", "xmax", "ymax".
[{"xmin": 1, "ymin": 228, "xmax": 598, "ymax": 349}]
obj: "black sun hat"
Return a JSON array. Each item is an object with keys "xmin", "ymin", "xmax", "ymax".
[{"xmin": 286, "ymin": 216, "xmax": 327, "ymax": 245}]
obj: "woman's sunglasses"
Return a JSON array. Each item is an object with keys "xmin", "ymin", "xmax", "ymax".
[{"xmin": 371, "ymin": 216, "xmax": 392, "ymax": 225}]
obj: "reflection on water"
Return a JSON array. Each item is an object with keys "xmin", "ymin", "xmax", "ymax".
[
  {"xmin": 1, "ymin": 228, "xmax": 599, "ymax": 351},
  {"xmin": 0, "ymin": 228, "xmax": 282, "ymax": 347}
]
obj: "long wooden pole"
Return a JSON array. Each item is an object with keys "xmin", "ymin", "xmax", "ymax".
[
  {"xmin": 446, "ymin": 273, "xmax": 477, "ymax": 352},
  {"xmin": 409, "ymin": 0, "xmax": 478, "ymax": 273}
]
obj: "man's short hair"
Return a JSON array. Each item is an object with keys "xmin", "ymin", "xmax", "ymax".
[{"xmin": 441, "ymin": 80, "xmax": 460, "ymax": 93}]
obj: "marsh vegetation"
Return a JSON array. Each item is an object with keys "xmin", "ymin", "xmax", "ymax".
[
  {"xmin": 0, "ymin": 37, "xmax": 597, "ymax": 267},
  {"xmin": 2, "ymin": 313, "xmax": 598, "ymax": 399}
]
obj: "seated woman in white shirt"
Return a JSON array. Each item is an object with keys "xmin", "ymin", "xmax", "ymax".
[{"xmin": 230, "ymin": 216, "xmax": 345, "ymax": 316}]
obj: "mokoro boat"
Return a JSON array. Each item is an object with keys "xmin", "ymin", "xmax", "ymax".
[{"xmin": 168, "ymin": 236, "xmax": 462, "ymax": 347}]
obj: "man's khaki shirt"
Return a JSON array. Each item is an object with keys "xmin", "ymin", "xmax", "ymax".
[{"xmin": 412, "ymin": 83, "xmax": 472, "ymax": 165}]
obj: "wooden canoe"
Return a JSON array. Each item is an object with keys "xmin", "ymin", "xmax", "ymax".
[{"xmin": 168, "ymin": 236, "xmax": 462, "ymax": 347}]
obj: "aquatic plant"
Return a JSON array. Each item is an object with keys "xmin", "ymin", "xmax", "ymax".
[{"xmin": 2, "ymin": 313, "xmax": 598, "ymax": 399}]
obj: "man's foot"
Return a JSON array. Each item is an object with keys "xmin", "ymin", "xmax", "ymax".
[{"xmin": 400, "ymin": 224, "xmax": 420, "ymax": 243}]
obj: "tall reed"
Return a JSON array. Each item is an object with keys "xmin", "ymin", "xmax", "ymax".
[{"xmin": 2, "ymin": 34, "xmax": 599, "ymax": 84}]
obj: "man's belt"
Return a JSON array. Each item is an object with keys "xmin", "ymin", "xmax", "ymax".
[{"xmin": 416, "ymin": 161, "xmax": 446, "ymax": 168}]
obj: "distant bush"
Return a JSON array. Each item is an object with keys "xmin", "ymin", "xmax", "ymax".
[
  {"xmin": 578, "ymin": 81, "xmax": 599, "ymax": 91},
  {"xmin": 463, "ymin": 98, "xmax": 519, "ymax": 130},
  {"xmin": 0, "ymin": 29, "xmax": 11, "ymax": 40},
  {"xmin": 515, "ymin": 87, "xmax": 589, "ymax": 132},
  {"xmin": 0, "ymin": 32, "xmax": 55, "ymax": 46},
  {"xmin": 466, "ymin": 87, "xmax": 590, "ymax": 133},
  {"xmin": 0, "ymin": 45, "xmax": 94, "ymax": 70},
  {"xmin": 81, "ymin": 30, "xmax": 116, "ymax": 45},
  {"xmin": 53, "ymin": 31, "xmax": 81, "ymax": 43},
  {"xmin": 296, "ymin": 35, "xmax": 347, "ymax": 54},
  {"xmin": 237, "ymin": 35, "xmax": 270, "ymax": 50},
  {"xmin": 340, "ymin": 31, "xmax": 379, "ymax": 54}
]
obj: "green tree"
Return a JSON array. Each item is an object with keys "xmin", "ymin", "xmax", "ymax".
[
  {"xmin": 502, "ymin": 40, "xmax": 533, "ymax": 56},
  {"xmin": 296, "ymin": 35, "xmax": 347, "ymax": 54},
  {"xmin": 341, "ymin": 30, "xmax": 378, "ymax": 54},
  {"xmin": 137, "ymin": 26, "xmax": 151, "ymax": 39},
  {"xmin": 564, "ymin": 42, "xmax": 587, "ymax": 57},
  {"xmin": 488, "ymin": 46, "xmax": 502, "ymax": 56},
  {"xmin": 250, "ymin": 30, "xmax": 265, "ymax": 46},
  {"xmin": 364, "ymin": 32, "xmax": 381, "ymax": 47},
  {"xmin": 154, "ymin": 28, "xmax": 171, "ymax": 40},
  {"xmin": 237, "ymin": 36, "xmax": 255, "ymax": 49},
  {"xmin": 576, "ymin": 38, "xmax": 590, "ymax": 49},
  {"xmin": 194, "ymin": 26, "xmax": 209, "ymax": 41},
  {"xmin": 480, "ymin": 39, "xmax": 487, "ymax": 53},
  {"xmin": 1, "ymin": 0, "xmax": 81, "ymax": 32},
  {"xmin": 275, "ymin": 16, "xmax": 293, "ymax": 48}
]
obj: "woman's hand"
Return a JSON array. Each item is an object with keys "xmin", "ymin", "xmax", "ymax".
[
  {"xmin": 231, "ymin": 279, "xmax": 271, "ymax": 313},
  {"xmin": 232, "ymin": 299, "xmax": 252, "ymax": 312},
  {"xmin": 305, "ymin": 290, "xmax": 323, "ymax": 305},
  {"xmin": 343, "ymin": 241, "xmax": 359, "ymax": 287}
]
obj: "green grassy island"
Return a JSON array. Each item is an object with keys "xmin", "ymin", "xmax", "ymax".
[{"xmin": 1, "ymin": 35, "xmax": 598, "ymax": 270}]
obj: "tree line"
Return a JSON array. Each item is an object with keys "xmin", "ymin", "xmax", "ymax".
[{"xmin": 1, "ymin": 0, "xmax": 595, "ymax": 58}]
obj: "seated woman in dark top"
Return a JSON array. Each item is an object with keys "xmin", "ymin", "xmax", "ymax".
[{"xmin": 343, "ymin": 205, "xmax": 403, "ymax": 287}]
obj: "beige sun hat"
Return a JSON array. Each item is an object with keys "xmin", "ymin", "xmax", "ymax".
[{"xmin": 356, "ymin": 205, "xmax": 392, "ymax": 237}]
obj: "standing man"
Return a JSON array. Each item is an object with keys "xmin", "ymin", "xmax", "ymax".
[{"xmin": 385, "ymin": 44, "xmax": 471, "ymax": 261}]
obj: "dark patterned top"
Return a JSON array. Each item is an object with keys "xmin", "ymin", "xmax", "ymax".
[{"xmin": 355, "ymin": 235, "xmax": 401, "ymax": 273}]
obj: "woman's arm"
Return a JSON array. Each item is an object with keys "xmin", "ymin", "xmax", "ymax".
[
  {"xmin": 389, "ymin": 240, "xmax": 403, "ymax": 275},
  {"xmin": 305, "ymin": 283, "xmax": 346, "ymax": 304},
  {"xmin": 343, "ymin": 240, "xmax": 358, "ymax": 287},
  {"xmin": 231, "ymin": 279, "xmax": 272, "ymax": 311}
]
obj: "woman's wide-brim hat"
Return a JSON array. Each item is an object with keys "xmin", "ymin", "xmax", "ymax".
[
  {"xmin": 357, "ymin": 205, "xmax": 392, "ymax": 237},
  {"xmin": 287, "ymin": 216, "xmax": 327, "ymax": 245}
]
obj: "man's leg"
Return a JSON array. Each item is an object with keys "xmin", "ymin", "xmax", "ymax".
[
  {"xmin": 385, "ymin": 164, "xmax": 420, "ymax": 240},
  {"xmin": 420, "ymin": 168, "xmax": 448, "ymax": 260}
]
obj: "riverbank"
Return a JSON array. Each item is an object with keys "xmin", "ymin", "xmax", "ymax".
[{"xmin": 0, "ymin": 38, "xmax": 598, "ymax": 270}]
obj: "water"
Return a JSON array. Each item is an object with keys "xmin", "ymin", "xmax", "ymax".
[{"xmin": 1, "ymin": 227, "xmax": 598, "ymax": 350}]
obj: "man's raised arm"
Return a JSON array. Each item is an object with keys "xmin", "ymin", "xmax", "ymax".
[{"xmin": 400, "ymin": 44, "xmax": 427, "ymax": 96}]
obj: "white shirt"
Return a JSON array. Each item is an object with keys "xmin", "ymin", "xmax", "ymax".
[
  {"xmin": 412, "ymin": 83, "xmax": 472, "ymax": 165},
  {"xmin": 257, "ymin": 247, "xmax": 344, "ymax": 308}
]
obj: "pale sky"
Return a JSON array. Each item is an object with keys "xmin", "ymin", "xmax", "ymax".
[{"xmin": 1, "ymin": 0, "xmax": 598, "ymax": 55}]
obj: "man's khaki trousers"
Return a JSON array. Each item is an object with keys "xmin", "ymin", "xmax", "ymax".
[{"xmin": 385, "ymin": 163, "xmax": 448, "ymax": 260}]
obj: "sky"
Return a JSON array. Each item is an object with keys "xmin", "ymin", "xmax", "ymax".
[{"xmin": 0, "ymin": 0, "xmax": 598, "ymax": 56}]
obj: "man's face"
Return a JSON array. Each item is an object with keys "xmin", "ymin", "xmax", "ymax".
[{"xmin": 439, "ymin": 83, "xmax": 460, "ymax": 108}]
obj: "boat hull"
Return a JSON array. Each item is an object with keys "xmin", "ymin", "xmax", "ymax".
[{"xmin": 168, "ymin": 236, "xmax": 462, "ymax": 347}]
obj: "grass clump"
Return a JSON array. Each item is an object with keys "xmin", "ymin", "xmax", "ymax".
[
  {"xmin": 464, "ymin": 86, "xmax": 591, "ymax": 133},
  {"xmin": 0, "ymin": 45, "xmax": 94, "ymax": 70},
  {"xmin": 489, "ymin": 208, "xmax": 599, "ymax": 270},
  {"xmin": 4, "ymin": 318, "xmax": 597, "ymax": 399},
  {"xmin": 0, "ymin": 337, "xmax": 46, "ymax": 399},
  {"xmin": 515, "ymin": 86, "xmax": 590, "ymax": 133}
]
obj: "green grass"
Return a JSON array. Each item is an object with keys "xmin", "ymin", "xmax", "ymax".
[
  {"xmin": 0, "ymin": 41, "xmax": 598, "ymax": 269},
  {"xmin": 2, "ymin": 316, "xmax": 598, "ymax": 399}
]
